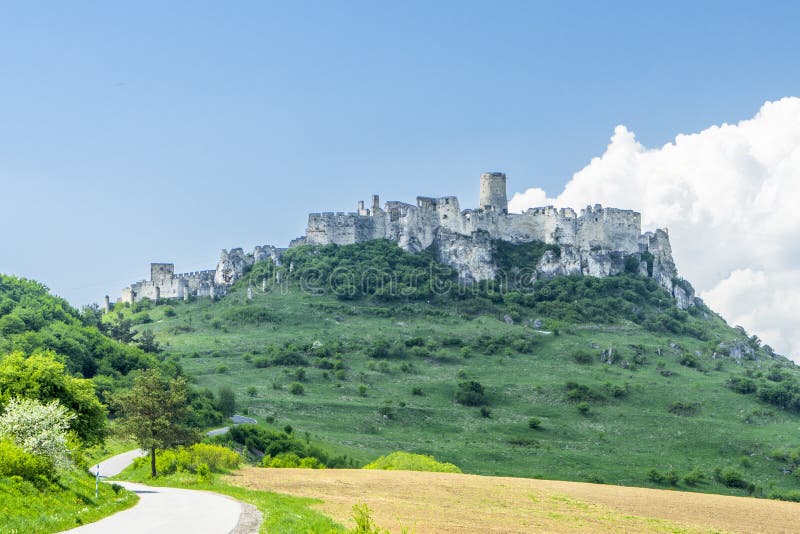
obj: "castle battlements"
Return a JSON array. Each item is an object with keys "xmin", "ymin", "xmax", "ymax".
[{"xmin": 118, "ymin": 171, "xmax": 695, "ymax": 309}]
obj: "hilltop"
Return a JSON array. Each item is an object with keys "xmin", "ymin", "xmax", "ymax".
[{"xmin": 111, "ymin": 240, "xmax": 800, "ymax": 500}]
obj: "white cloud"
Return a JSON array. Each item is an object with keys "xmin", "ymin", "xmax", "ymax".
[{"xmin": 509, "ymin": 97, "xmax": 800, "ymax": 361}]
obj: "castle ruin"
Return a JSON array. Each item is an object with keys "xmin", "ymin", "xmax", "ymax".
[{"xmin": 119, "ymin": 172, "xmax": 695, "ymax": 309}]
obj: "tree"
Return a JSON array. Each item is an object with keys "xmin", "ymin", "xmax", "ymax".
[
  {"xmin": 136, "ymin": 329, "xmax": 161, "ymax": 354},
  {"xmin": 0, "ymin": 397, "xmax": 75, "ymax": 467},
  {"xmin": 0, "ymin": 351, "xmax": 107, "ymax": 445},
  {"xmin": 217, "ymin": 386, "xmax": 236, "ymax": 417},
  {"xmin": 112, "ymin": 369, "xmax": 198, "ymax": 477},
  {"xmin": 108, "ymin": 314, "xmax": 136, "ymax": 344}
]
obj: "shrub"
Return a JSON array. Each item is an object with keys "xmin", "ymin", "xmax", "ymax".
[
  {"xmin": 667, "ymin": 401, "xmax": 700, "ymax": 416},
  {"xmin": 411, "ymin": 387, "xmax": 424, "ymax": 396},
  {"xmin": 769, "ymin": 489, "xmax": 800, "ymax": 502},
  {"xmin": 647, "ymin": 469, "xmax": 664, "ymax": 484},
  {"xmin": 196, "ymin": 462, "xmax": 211, "ymax": 481},
  {"xmin": 0, "ymin": 440, "xmax": 55, "ymax": 484},
  {"xmin": 647, "ymin": 468, "xmax": 679, "ymax": 485},
  {"xmin": 480, "ymin": 407, "xmax": 491, "ymax": 418},
  {"xmin": 363, "ymin": 451, "xmax": 461, "ymax": 473},
  {"xmin": 163, "ymin": 306, "xmax": 176, "ymax": 317},
  {"xmin": 577, "ymin": 402, "xmax": 591, "ymax": 415},
  {"xmin": 455, "ymin": 381, "xmax": 488, "ymax": 406},
  {"xmin": 247, "ymin": 386, "xmax": 257, "ymax": 397},
  {"xmin": 289, "ymin": 383, "xmax": 305, "ymax": 395},
  {"xmin": 565, "ymin": 382, "xmax": 604, "ymax": 403},
  {"xmin": 0, "ymin": 397, "xmax": 74, "ymax": 468},
  {"xmin": 151, "ymin": 443, "xmax": 241, "ymax": 475},
  {"xmin": 358, "ymin": 385, "xmax": 368, "ymax": 397},
  {"xmin": 715, "ymin": 467, "xmax": 749, "ymax": 489},
  {"xmin": 683, "ymin": 468, "xmax": 705, "ymax": 486},
  {"xmin": 572, "ymin": 350, "xmax": 594, "ymax": 365},
  {"xmin": 527, "ymin": 417, "xmax": 542, "ymax": 429}
]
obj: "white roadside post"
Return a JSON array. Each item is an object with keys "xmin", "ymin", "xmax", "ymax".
[{"xmin": 95, "ymin": 464, "xmax": 100, "ymax": 499}]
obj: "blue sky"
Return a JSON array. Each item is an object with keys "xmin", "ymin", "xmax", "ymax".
[{"xmin": 1, "ymin": 1, "xmax": 799, "ymax": 305}]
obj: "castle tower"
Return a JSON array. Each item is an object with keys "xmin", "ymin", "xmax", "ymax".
[
  {"xmin": 479, "ymin": 172, "xmax": 508, "ymax": 213},
  {"xmin": 150, "ymin": 263, "xmax": 175, "ymax": 284}
]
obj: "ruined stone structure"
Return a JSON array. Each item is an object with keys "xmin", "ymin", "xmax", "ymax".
[
  {"xmin": 119, "ymin": 172, "xmax": 696, "ymax": 308},
  {"xmin": 121, "ymin": 263, "xmax": 217, "ymax": 304},
  {"xmin": 302, "ymin": 171, "xmax": 695, "ymax": 307}
]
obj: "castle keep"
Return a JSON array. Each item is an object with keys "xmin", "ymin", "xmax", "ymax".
[{"xmin": 119, "ymin": 172, "xmax": 695, "ymax": 308}]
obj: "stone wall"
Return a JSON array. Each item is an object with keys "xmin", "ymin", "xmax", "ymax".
[{"xmin": 119, "ymin": 172, "xmax": 696, "ymax": 309}]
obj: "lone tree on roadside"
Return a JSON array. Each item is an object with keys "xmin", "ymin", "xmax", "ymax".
[{"xmin": 112, "ymin": 369, "xmax": 198, "ymax": 477}]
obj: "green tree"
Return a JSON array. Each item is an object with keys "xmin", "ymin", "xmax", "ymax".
[
  {"xmin": 217, "ymin": 386, "xmax": 236, "ymax": 417},
  {"xmin": 112, "ymin": 369, "xmax": 198, "ymax": 477},
  {"xmin": 136, "ymin": 329, "xmax": 161, "ymax": 354},
  {"xmin": 0, "ymin": 351, "xmax": 106, "ymax": 445}
]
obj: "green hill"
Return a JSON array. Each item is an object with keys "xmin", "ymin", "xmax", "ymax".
[{"xmin": 113, "ymin": 241, "xmax": 800, "ymax": 499}]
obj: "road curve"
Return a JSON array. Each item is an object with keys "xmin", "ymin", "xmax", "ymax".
[{"xmin": 63, "ymin": 450, "xmax": 244, "ymax": 534}]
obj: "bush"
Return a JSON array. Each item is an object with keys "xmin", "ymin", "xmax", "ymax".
[
  {"xmin": 572, "ymin": 350, "xmax": 594, "ymax": 365},
  {"xmin": 411, "ymin": 387, "xmax": 424, "ymax": 396},
  {"xmin": 577, "ymin": 402, "xmax": 591, "ymax": 415},
  {"xmin": 0, "ymin": 397, "xmax": 74, "ymax": 467},
  {"xmin": 715, "ymin": 467, "xmax": 750, "ymax": 489},
  {"xmin": 151, "ymin": 443, "xmax": 241, "ymax": 475},
  {"xmin": 683, "ymin": 468, "xmax": 705, "ymax": 486},
  {"xmin": 289, "ymin": 383, "xmax": 305, "ymax": 395},
  {"xmin": 564, "ymin": 382, "xmax": 604, "ymax": 403},
  {"xmin": 527, "ymin": 417, "xmax": 542, "ymax": 429},
  {"xmin": 455, "ymin": 381, "xmax": 488, "ymax": 406},
  {"xmin": 223, "ymin": 424, "xmax": 346, "ymax": 468},
  {"xmin": 163, "ymin": 306, "xmax": 176, "ymax": 317},
  {"xmin": 667, "ymin": 401, "xmax": 700, "ymax": 416},
  {"xmin": 0, "ymin": 440, "xmax": 55, "ymax": 484},
  {"xmin": 479, "ymin": 407, "xmax": 491, "ymax": 418},
  {"xmin": 769, "ymin": 489, "xmax": 800, "ymax": 502},
  {"xmin": 363, "ymin": 451, "xmax": 461, "ymax": 473}
]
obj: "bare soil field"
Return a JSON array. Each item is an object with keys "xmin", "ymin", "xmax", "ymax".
[{"xmin": 226, "ymin": 467, "xmax": 800, "ymax": 533}]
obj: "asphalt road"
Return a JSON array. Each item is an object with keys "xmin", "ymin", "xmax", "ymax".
[{"xmin": 63, "ymin": 450, "xmax": 244, "ymax": 534}]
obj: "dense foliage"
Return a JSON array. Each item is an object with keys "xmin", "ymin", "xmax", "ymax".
[
  {"xmin": 130, "ymin": 443, "xmax": 241, "ymax": 476},
  {"xmin": 363, "ymin": 451, "xmax": 462, "ymax": 473},
  {"xmin": 0, "ymin": 275, "xmax": 155, "ymax": 378},
  {"xmin": 0, "ymin": 351, "xmax": 107, "ymax": 445},
  {"xmin": 212, "ymin": 423, "xmax": 350, "ymax": 468}
]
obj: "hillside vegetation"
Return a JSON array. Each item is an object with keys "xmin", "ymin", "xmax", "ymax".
[
  {"xmin": 0, "ymin": 275, "xmax": 146, "ymax": 532},
  {"xmin": 116, "ymin": 240, "xmax": 800, "ymax": 500}
]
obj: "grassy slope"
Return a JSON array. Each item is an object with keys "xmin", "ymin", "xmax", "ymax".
[
  {"xmin": 0, "ymin": 469, "xmax": 138, "ymax": 534},
  {"xmin": 127, "ymin": 284, "xmax": 800, "ymax": 499}
]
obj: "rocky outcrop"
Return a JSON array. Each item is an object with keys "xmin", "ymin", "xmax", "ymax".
[
  {"xmin": 214, "ymin": 245, "xmax": 284, "ymax": 287},
  {"xmin": 434, "ymin": 229, "xmax": 496, "ymax": 283}
]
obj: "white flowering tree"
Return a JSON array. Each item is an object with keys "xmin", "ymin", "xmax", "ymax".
[{"xmin": 0, "ymin": 397, "xmax": 75, "ymax": 468}]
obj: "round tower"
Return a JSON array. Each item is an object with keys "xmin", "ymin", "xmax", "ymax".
[{"xmin": 479, "ymin": 172, "xmax": 508, "ymax": 213}]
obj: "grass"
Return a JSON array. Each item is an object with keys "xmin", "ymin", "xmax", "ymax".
[
  {"xmin": 111, "ymin": 278, "xmax": 800, "ymax": 499},
  {"xmin": 114, "ymin": 461, "xmax": 345, "ymax": 533},
  {"xmin": 0, "ymin": 468, "xmax": 138, "ymax": 534}
]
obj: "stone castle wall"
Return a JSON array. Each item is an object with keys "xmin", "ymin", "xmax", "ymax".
[{"xmin": 119, "ymin": 171, "xmax": 695, "ymax": 309}]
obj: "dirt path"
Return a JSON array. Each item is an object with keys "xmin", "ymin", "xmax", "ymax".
[{"xmin": 227, "ymin": 467, "xmax": 800, "ymax": 533}]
